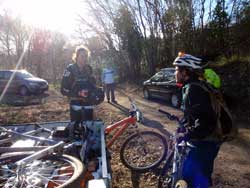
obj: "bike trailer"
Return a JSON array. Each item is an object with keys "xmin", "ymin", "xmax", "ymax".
[{"xmin": 0, "ymin": 120, "xmax": 112, "ymax": 188}]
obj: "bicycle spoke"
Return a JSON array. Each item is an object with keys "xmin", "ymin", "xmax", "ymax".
[
  {"xmin": 123, "ymin": 135, "xmax": 165, "ymax": 167},
  {"xmin": 121, "ymin": 131, "xmax": 167, "ymax": 172},
  {"xmin": 0, "ymin": 154, "xmax": 81, "ymax": 188}
]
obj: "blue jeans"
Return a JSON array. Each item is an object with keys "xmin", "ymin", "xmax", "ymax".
[{"xmin": 182, "ymin": 141, "xmax": 221, "ymax": 188}]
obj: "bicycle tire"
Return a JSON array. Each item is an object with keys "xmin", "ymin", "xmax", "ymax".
[
  {"xmin": 120, "ymin": 131, "xmax": 167, "ymax": 172},
  {"xmin": 0, "ymin": 153, "xmax": 84, "ymax": 188}
]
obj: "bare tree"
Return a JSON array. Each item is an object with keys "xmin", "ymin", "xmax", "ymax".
[
  {"xmin": 0, "ymin": 11, "xmax": 15, "ymax": 68},
  {"xmin": 12, "ymin": 18, "xmax": 29, "ymax": 67}
]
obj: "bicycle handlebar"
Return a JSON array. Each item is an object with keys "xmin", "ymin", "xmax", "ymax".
[
  {"xmin": 158, "ymin": 109, "xmax": 180, "ymax": 122},
  {"xmin": 128, "ymin": 97, "xmax": 143, "ymax": 123}
]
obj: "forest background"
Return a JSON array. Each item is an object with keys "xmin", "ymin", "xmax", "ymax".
[{"xmin": 1, "ymin": 0, "xmax": 250, "ymax": 119}]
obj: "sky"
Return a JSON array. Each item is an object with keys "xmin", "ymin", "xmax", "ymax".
[{"xmin": 0, "ymin": 0, "xmax": 87, "ymax": 36}]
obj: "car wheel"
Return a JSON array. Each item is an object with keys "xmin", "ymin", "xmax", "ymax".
[
  {"xmin": 143, "ymin": 88, "xmax": 151, "ymax": 99},
  {"xmin": 19, "ymin": 86, "xmax": 29, "ymax": 96},
  {"xmin": 171, "ymin": 93, "xmax": 181, "ymax": 108}
]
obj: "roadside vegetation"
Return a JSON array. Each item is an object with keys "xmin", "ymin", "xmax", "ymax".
[{"xmin": 1, "ymin": 1, "xmax": 250, "ymax": 118}]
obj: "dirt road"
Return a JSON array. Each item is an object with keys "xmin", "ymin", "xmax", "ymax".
[{"xmin": 1, "ymin": 86, "xmax": 250, "ymax": 188}]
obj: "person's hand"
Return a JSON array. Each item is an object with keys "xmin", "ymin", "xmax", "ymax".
[
  {"xmin": 176, "ymin": 132, "xmax": 186, "ymax": 139},
  {"xmin": 78, "ymin": 89, "xmax": 88, "ymax": 97},
  {"xmin": 176, "ymin": 132, "xmax": 188, "ymax": 143}
]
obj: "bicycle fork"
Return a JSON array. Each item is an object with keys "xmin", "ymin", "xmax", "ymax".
[{"xmin": 172, "ymin": 142, "xmax": 188, "ymax": 188}]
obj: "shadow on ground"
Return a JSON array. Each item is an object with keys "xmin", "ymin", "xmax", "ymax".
[{"xmin": 0, "ymin": 93, "xmax": 49, "ymax": 106}]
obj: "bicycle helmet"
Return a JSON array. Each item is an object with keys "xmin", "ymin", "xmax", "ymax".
[{"xmin": 173, "ymin": 53, "xmax": 202, "ymax": 69}]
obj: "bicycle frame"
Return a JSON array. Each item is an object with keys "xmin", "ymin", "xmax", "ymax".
[
  {"xmin": 104, "ymin": 96, "xmax": 143, "ymax": 149},
  {"xmin": 158, "ymin": 109, "xmax": 193, "ymax": 188},
  {"xmin": 105, "ymin": 115, "xmax": 137, "ymax": 148}
]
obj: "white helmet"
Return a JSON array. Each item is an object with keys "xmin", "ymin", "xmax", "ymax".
[{"xmin": 173, "ymin": 53, "xmax": 202, "ymax": 69}]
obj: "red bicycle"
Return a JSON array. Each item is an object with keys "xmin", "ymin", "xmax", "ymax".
[{"xmin": 105, "ymin": 97, "xmax": 167, "ymax": 172}]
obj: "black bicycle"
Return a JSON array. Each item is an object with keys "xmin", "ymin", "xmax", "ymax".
[{"xmin": 157, "ymin": 109, "xmax": 195, "ymax": 188}]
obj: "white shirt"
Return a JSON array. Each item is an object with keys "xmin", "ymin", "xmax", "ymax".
[{"xmin": 102, "ymin": 68, "xmax": 115, "ymax": 84}]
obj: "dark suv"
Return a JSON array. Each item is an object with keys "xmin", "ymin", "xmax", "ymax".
[
  {"xmin": 143, "ymin": 68, "xmax": 181, "ymax": 108},
  {"xmin": 0, "ymin": 70, "xmax": 49, "ymax": 96}
]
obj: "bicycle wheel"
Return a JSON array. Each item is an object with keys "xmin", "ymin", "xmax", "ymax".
[
  {"xmin": 120, "ymin": 131, "xmax": 167, "ymax": 172},
  {"xmin": 0, "ymin": 153, "xmax": 84, "ymax": 188}
]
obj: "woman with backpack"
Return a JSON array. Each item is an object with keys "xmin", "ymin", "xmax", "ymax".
[{"xmin": 173, "ymin": 53, "xmax": 224, "ymax": 188}]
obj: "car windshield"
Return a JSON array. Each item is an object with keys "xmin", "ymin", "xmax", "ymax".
[
  {"xmin": 16, "ymin": 71, "xmax": 34, "ymax": 78},
  {"xmin": 161, "ymin": 68, "xmax": 175, "ymax": 75},
  {"xmin": 151, "ymin": 72, "xmax": 163, "ymax": 81}
]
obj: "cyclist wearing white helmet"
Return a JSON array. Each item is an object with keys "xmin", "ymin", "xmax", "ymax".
[
  {"xmin": 173, "ymin": 52, "xmax": 221, "ymax": 188},
  {"xmin": 173, "ymin": 53, "xmax": 203, "ymax": 69}
]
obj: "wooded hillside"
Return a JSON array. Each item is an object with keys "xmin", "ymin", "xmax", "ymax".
[{"xmin": 1, "ymin": 0, "xmax": 250, "ymax": 118}]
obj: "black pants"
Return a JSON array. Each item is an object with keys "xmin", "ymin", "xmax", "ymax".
[
  {"xmin": 105, "ymin": 83, "xmax": 115, "ymax": 101},
  {"xmin": 70, "ymin": 105, "xmax": 93, "ymax": 122}
]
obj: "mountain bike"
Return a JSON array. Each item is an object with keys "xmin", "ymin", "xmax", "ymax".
[
  {"xmin": 105, "ymin": 97, "xmax": 167, "ymax": 172},
  {"xmin": 157, "ymin": 109, "xmax": 195, "ymax": 188}
]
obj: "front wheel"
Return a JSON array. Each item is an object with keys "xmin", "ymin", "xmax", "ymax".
[
  {"xmin": 143, "ymin": 88, "xmax": 151, "ymax": 99},
  {"xmin": 0, "ymin": 153, "xmax": 84, "ymax": 188},
  {"xmin": 19, "ymin": 86, "xmax": 29, "ymax": 96},
  {"xmin": 120, "ymin": 131, "xmax": 167, "ymax": 172},
  {"xmin": 175, "ymin": 180, "xmax": 188, "ymax": 188}
]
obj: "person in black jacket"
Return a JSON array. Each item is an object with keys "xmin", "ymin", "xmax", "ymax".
[
  {"xmin": 61, "ymin": 45, "xmax": 96, "ymax": 122},
  {"xmin": 173, "ymin": 53, "xmax": 221, "ymax": 188}
]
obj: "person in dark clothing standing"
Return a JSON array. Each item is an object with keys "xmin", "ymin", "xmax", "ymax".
[
  {"xmin": 61, "ymin": 45, "xmax": 96, "ymax": 122},
  {"xmin": 173, "ymin": 53, "xmax": 221, "ymax": 188}
]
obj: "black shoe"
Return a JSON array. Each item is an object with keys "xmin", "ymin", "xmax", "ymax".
[
  {"xmin": 112, "ymin": 100, "xmax": 117, "ymax": 104},
  {"xmin": 107, "ymin": 100, "xmax": 110, "ymax": 103}
]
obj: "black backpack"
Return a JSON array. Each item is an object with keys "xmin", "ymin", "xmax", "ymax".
[{"xmin": 189, "ymin": 81, "xmax": 238, "ymax": 142}]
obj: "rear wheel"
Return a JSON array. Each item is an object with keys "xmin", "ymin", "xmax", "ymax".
[
  {"xmin": 0, "ymin": 153, "xmax": 84, "ymax": 188},
  {"xmin": 120, "ymin": 131, "xmax": 167, "ymax": 172}
]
